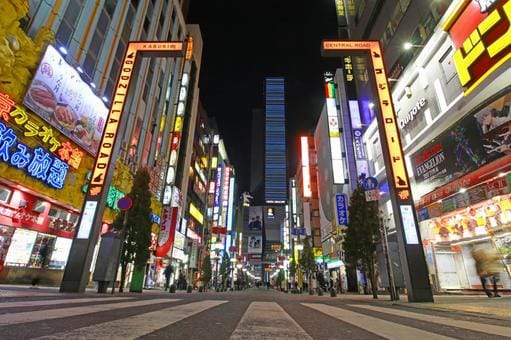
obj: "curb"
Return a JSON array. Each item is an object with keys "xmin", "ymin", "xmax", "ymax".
[{"xmin": 390, "ymin": 302, "xmax": 511, "ymax": 322}]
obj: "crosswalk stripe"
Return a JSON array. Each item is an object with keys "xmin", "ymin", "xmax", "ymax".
[
  {"xmin": 349, "ymin": 304, "xmax": 511, "ymax": 338},
  {"xmin": 302, "ymin": 303, "xmax": 454, "ymax": 340},
  {"xmin": 231, "ymin": 301, "xmax": 312, "ymax": 339},
  {"xmin": 0, "ymin": 291, "xmax": 58, "ymax": 298},
  {"xmin": 0, "ymin": 296, "xmax": 132, "ymax": 309},
  {"xmin": 35, "ymin": 300, "xmax": 228, "ymax": 340},
  {"xmin": 0, "ymin": 298, "xmax": 180, "ymax": 326}
]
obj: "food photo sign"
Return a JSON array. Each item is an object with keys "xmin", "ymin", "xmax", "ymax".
[{"xmin": 23, "ymin": 45, "xmax": 108, "ymax": 155}]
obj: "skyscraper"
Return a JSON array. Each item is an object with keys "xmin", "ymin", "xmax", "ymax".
[{"xmin": 264, "ymin": 77, "xmax": 287, "ymax": 204}]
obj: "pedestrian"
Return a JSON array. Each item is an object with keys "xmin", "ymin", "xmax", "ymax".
[
  {"xmin": 329, "ymin": 278, "xmax": 334, "ymax": 290},
  {"xmin": 472, "ymin": 247, "xmax": 502, "ymax": 298},
  {"xmin": 163, "ymin": 265, "xmax": 173, "ymax": 291}
]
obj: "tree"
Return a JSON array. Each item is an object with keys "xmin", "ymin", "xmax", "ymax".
[
  {"xmin": 344, "ymin": 180, "xmax": 380, "ymax": 299},
  {"xmin": 300, "ymin": 236, "xmax": 316, "ymax": 293},
  {"xmin": 113, "ymin": 168, "xmax": 152, "ymax": 293},
  {"xmin": 201, "ymin": 254, "xmax": 212, "ymax": 291},
  {"xmin": 219, "ymin": 252, "xmax": 230, "ymax": 288},
  {"xmin": 289, "ymin": 258, "xmax": 296, "ymax": 280}
]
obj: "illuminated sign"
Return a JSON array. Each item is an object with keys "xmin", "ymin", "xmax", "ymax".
[
  {"xmin": 213, "ymin": 165, "xmax": 223, "ymax": 225},
  {"xmin": 324, "ymin": 76, "xmax": 345, "ymax": 184},
  {"xmin": 343, "ymin": 55, "xmax": 354, "ymax": 82},
  {"xmin": 227, "ymin": 177, "xmax": 235, "ymax": 231},
  {"xmin": 0, "ymin": 92, "xmax": 83, "ymax": 168},
  {"xmin": 398, "ymin": 98, "xmax": 427, "ymax": 129},
  {"xmin": 444, "ymin": 0, "xmax": 511, "ymax": 95},
  {"xmin": 300, "ymin": 136, "xmax": 312, "ymax": 197},
  {"xmin": 335, "ymin": 194, "xmax": 348, "ymax": 225},
  {"xmin": 0, "ymin": 121, "xmax": 69, "ymax": 189},
  {"xmin": 189, "ymin": 202, "xmax": 204, "ymax": 224},
  {"xmin": 222, "ymin": 166, "xmax": 231, "ymax": 207}
]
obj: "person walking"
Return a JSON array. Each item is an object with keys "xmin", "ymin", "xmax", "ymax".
[
  {"xmin": 163, "ymin": 265, "xmax": 173, "ymax": 291},
  {"xmin": 472, "ymin": 247, "xmax": 502, "ymax": 298}
]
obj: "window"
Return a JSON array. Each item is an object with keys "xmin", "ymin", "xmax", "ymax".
[
  {"xmin": 83, "ymin": 9, "xmax": 110, "ymax": 76},
  {"xmin": 55, "ymin": 0, "xmax": 84, "ymax": 46},
  {"xmin": 0, "ymin": 186, "xmax": 12, "ymax": 203},
  {"xmin": 104, "ymin": 0, "xmax": 118, "ymax": 18},
  {"xmin": 32, "ymin": 200, "xmax": 47, "ymax": 213}
]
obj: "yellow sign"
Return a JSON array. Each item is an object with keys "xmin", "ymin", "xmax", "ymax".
[
  {"xmin": 271, "ymin": 244, "xmax": 282, "ymax": 251},
  {"xmin": 189, "ymin": 202, "xmax": 204, "ymax": 224},
  {"xmin": 322, "ymin": 40, "xmax": 410, "ymax": 196},
  {"xmin": 88, "ymin": 41, "xmax": 184, "ymax": 196},
  {"xmin": 313, "ymin": 247, "xmax": 323, "ymax": 257}
]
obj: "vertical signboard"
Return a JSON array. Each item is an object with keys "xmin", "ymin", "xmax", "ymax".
[
  {"xmin": 321, "ymin": 40, "xmax": 433, "ymax": 302},
  {"xmin": 300, "ymin": 136, "xmax": 312, "ymax": 197},
  {"xmin": 324, "ymin": 73, "xmax": 345, "ymax": 184},
  {"xmin": 335, "ymin": 194, "xmax": 348, "ymax": 226},
  {"xmin": 61, "ymin": 41, "xmax": 186, "ymax": 293}
]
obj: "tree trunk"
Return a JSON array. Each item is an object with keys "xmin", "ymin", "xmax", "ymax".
[
  {"xmin": 368, "ymin": 260, "xmax": 378, "ymax": 299},
  {"xmin": 119, "ymin": 261, "xmax": 127, "ymax": 293}
]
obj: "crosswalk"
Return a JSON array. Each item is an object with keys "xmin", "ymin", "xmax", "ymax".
[{"xmin": 0, "ymin": 294, "xmax": 510, "ymax": 339}]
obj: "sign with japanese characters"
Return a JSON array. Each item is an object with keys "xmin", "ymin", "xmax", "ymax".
[
  {"xmin": 24, "ymin": 45, "xmax": 108, "ymax": 155},
  {"xmin": 335, "ymin": 194, "xmax": 348, "ymax": 226},
  {"xmin": 443, "ymin": 0, "xmax": 511, "ymax": 95},
  {"xmin": 0, "ymin": 92, "xmax": 83, "ymax": 169},
  {"xmin": 0, "ymin": 120, "xmax": 69, "ymax": 189}
]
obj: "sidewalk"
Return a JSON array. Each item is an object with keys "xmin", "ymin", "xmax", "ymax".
[{"xmin": 332, "ymin": 293, "xmax": 511, "ymax": 320}]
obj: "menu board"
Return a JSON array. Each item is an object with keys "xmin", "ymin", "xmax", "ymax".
[
  {"xmin": 24, "ymin": 45, "xmax": 108, "ymax": 155},
  {"xmin": 4, "ymin": 229, "xmax": 37, "ymax": 266}
]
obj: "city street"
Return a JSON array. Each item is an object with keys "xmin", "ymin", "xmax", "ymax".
[{"xmin": 1, "ymin": 287, "xmax": 510, "ymax": 339}]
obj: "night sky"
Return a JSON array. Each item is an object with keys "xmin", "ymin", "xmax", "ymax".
[{"xmin": 188, "ymin": 1, "xmax": 339, "ymax": 191}]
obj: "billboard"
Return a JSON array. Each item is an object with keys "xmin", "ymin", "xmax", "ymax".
[
  {"xmin": 23, "ymin": 45, "xmax": 108, "ymax": 155},
  {"xmin": 412, "ymin": 91, "xmax": 511, "ymax": 195},
  {"xmin": 248, "ymin": 206, "xmax": 263, "ymax": 231},
  {"xmin": 247, "ymin": 235, "xmax": 262, "ymax": 254}
]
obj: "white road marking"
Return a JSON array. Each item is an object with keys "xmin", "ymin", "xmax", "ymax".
[
  {"xmin": 0, "ymin": 298, "xmax": 179, "ymax": 325},
  {"xmin": 350, "ymin": 303, "xmax": 511, "ymax": 338},
  {"xmin": 0, "ymin": 296, "xmax": 132, "ymax": 309},
  {"xmin": 231, "ymin": 301, "xmax": 312, "ymax": 339},
  {"xmin": 35, "ymin": 300, "xmax": 228, "ymax": 339},
  {"xmin": 302, "ymin": 303, "xmax": 454, "ymax": 340}
]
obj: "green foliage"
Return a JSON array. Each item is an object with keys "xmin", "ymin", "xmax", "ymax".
[
  {"xmin": 113, "ymin": 168, "xmax": 153, "ymax": 270},
  {"xmin": 201, "ymin": 254, "xmax": 212, "ymax": 284},
  {"xmin": 220, "ymin": 252, "xmax": 230, "ymax": 282},
  {"xmin": 343, "ymin": 181, "xmax": 380, "ymax": 297},
  {"xmin": 289, "ymin": 258, "xmax": 296, "ymax": 278},
  {"xmin": 276, "ymin": 269, "xmax": 285, "ymax": 287},
  {"xmin": 300, "ymin": 236, "xmax": 316, "ymax": 276}
]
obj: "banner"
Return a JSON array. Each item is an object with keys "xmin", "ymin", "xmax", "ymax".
[
  {"xmin": 248, "ymin": 206, "xmax": 263, "ymax": 231},
  {"xmin": 247, "ymin": 235, "xmax": 262, "ymax": 254},
  {"xmin": 155, "ymin": 207, "xmax": 178, "ymax": 257},
  {"xmin": 412, "ymin": 91, "xmax": 511, "ymax": 196},
  {"xmin": 23, "ymin": 45, "xmax": 108, "ymax": 155}
]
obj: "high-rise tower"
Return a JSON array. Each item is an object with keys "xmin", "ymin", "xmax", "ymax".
[{"xmin": 264, "ymin": 77, "xmax": 287, "ymax": 204}]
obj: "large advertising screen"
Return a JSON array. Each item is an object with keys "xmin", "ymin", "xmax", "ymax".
[
  {"xmin": 247, "ymin": 235, "xmax": 262, "ymax": 254},
  {"xmin": 248, "ymin": 206, "xmax": 263, "ymax": 231},
  {"xmin": 23, "ymin": 45, "xmax": 108, "ymax": 155},
  {"xmin": 412, "ymin": 92, "xmax": 511, "ymax": 196}
]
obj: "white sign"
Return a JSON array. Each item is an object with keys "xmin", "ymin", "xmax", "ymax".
[
  {"xmin": 23, "ymin": 45, "xmax": 108, "ymax": 155},
  {"xmin": 4, "ymin": 229, "xmax": 37, "ymax": 265},
  {"xmin": 398, "ymin": 98, "xmax": 427, "ymax": 129},
  {"xmin": 172, "ymin": 247, "xmax": 186, "ymax": 261},
  {"xmin": 400, "ymin": 205, "xmax": 419, "ymax": 244},
  {"xmin": 76, "ymin": 201, "xmax": 98, "ymax": 239},
  {"xmin": 174, "ymin": 231, "xmax": 185, "ymax": 250},
  {"xmin": 189, "ymin": 239, "xmax": 198, "ymax": 268},
  {"xmin": 365, "ymin": 189, "xmax": 379, "ymax": 202}
]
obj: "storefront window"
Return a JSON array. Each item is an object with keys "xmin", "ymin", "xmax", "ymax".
[
  {"xmin": 4, "ymin": 229, "xmax": 37, "ymax": 266},
  {"xmin": 0, "ymin": 225, "xmax": 14, "ymax": 269},
  {"xmin": 28, "ymin": 233, "xmax": 56, "ymax": 268},
  {"xmin": 48, "ymin": 206, "xmax": 78, "ymax": 234},
  {"xmin": 0, "ymin": 186, "xmax": 12, "ymax": 204},
  {"xmin": 49, "ymin": 237, "xmax": 72, "ymax": 269}
]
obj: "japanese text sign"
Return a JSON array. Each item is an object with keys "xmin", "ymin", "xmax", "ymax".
[
  {"xmin": 443, "ymin": 0, "xmax": 511, "ymax": 95},
  {"xmin": 335, "ymin": 194, "xmax": 348, "ymax": 225}
]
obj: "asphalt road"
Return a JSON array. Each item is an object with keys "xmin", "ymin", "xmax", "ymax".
[{"xmin": 0, "ymin": 287, "xmax": 510, "ymax": 339}]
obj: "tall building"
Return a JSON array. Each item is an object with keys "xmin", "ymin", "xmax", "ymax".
[
  {"xmin": 264, "ymin": 77, "xmax": 288, "ymax": 204},
  {"xmin": 0, "ymin": 1, "xmax": 200, "ymax": 290},
  {"xmin": 339, "ymin": 1, "xmax": 511, "ymax": 293},
  {"xmin": 249, "ymin": 108, "xmax": 265, "ymax": 204}
]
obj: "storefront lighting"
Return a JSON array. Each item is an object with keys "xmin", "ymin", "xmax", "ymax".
[
  {"xmin": 368, "ymin": 102, "xmax": 375, "ymax": 108},
  {"xmin": 102, "ymin": 96, "xmax": 108, "ymax": 103},
  {"xmin": 76, "ymin": 66, "xmax": 84, "ymax": 74},
  {"xmin": 58, "ymin": 46, "xmax": 68, "ymax": 55},
  {"xmin": 403, "ymin": 42, "xmax": 424, "ymax": 50},
  {"xmin": 236, "ymin": 263, "xmax": 242, "ymax": 269},
  {"xmin": 499, "ymin": 172, "xmax": 507, "ymax": 177},
  {"xmin": 459, "ymin": 188, "xmax": 466, "ymax": 193},
  {"xmin": 295, "ymin": 244, "xmax": 304, "ymax": 251},
  {"xmin": 90, "ymin": 82, "xmax": 96, "ymax": 89}
]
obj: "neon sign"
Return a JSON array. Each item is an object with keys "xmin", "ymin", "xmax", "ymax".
[
  {"xmin": 0, "ymin": 92, "xmax": 83, "ymax": 168},
  {"xmin": 300, "ymin": 136, "xmax": 312, "ymax": 197},
  {"xmin": 0, "ymin": 121, "xmax": 69, "ymax": 189},
  {"xmin": 444, "ymin": 0, "xmax": 511, "ymax": 95}
]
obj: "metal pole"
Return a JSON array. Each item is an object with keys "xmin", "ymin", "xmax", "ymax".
[
  {"xmin": 111, "ymin": 211, "xmax": 128, "ymax": 294},
  {"xmin": 380, "ymin": 213, "xmax": 397, "ymax": 301}
]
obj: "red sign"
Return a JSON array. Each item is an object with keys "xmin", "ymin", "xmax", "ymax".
[
  {"xmin": 212, "ymin": 226, "xmax": 227, "ymax": 235},
  {"xmin": 155, "ymin": 207, "xmax": 178, "ymax": 257},
  {"xmin": 116, "ymin": 196, "xmax": 132, "ymax": 211}
]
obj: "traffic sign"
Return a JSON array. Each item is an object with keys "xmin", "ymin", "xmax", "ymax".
[
  {"xmin": 363, "ymin": 177, "xmax": 378, "ymax": 190},
  {"xmin": 117, "ymin": 196, "xmax": 132, "ymax": 211}
]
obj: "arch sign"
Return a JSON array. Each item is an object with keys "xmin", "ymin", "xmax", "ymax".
[
  {"xmin": 61, "ymin": 41, "xmax": 186, "ymax": 293},
  {"xmin": 321, "ymin": 40, "xmax": 433, "ymax": 303}
]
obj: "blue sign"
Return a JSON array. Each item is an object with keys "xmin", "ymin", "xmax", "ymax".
[
  {"xmin": 363, "ymin": 177, "xmax": 378, "ymax": 190},
  {"xmin": 117, "ymin": 196, "xmax": 132, "ymax": 211},
  {"xmin": 291, "ymin": 228, "xmax": 306, "ymax": 236},
  {"xmin": 150, "ymin": 212, "xmax": 161, "ymax": 224},
  {"xmin": 417, "ymin": 208, "xmax": 430, "ymax": 222},
  {"xmin": 0, "ymin": 122, "xmax": 69, "ymax": 189},
  {"xmin": 336, "ymin": 194, "xmax": 348, "ymax": 225}
]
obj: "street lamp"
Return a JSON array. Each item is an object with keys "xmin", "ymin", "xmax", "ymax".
[{"xmin": 403, "ymin": 42, "xmax": 424, "ymax": 50}]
